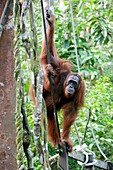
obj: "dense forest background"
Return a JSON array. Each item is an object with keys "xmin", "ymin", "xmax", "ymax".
[{"xmin": 15, "ymin": 0, "xmax": 113, "ymax": 169}]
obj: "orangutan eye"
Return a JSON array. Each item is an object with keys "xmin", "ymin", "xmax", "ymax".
[
  {"xmin": 68, "ymin": 80, "xmax": 78, "ymax": 88},
  {"xmin": 73, "ymin": 82, "xmax": 78, "ymax": 88}
]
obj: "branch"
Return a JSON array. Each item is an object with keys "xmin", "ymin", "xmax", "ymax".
[
  {"xmin": 29, "ymin": 2, "xmax": 40, "ymax": 95},
  {"xmin": 34, "ymin": 66, "xmax": 44, "ymax": 164}
]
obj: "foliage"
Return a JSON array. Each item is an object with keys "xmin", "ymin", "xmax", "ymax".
[
  {"xmin": 79, "ymin": 76, "xmax": 113, "ymax": 160},
  {"xmin": 54, "ymin": 0, "xmax": 113, "ymax": 79}
]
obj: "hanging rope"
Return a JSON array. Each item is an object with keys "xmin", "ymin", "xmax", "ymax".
[
  {"xmin": 82, "ymin": 108, "xmax": 92, "ymax": 143},
  {"xmin": 40, "ymin": 0, "xmax": 61, "ymax": 141},
  {"xmin": 69, "ymin": 0, "xmax": 80, "ymax": 74},
  {"xmin": 69, "ymin": 2, "xmax": 94, "ymax": 151},
  {"xmin": 69, "ymin": 0, "xmax": 82, "ymax": 148},
  {"xmin": 88, "ymin": 110, "xmax": 108, "ymax": 160},
  {"xmin": 68, "ymin": 3, "xmax": 107, "ymax": 163}
]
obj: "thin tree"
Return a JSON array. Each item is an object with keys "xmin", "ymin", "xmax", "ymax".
[{"xmin": 0, "ymin": 1, "xmax": 17, "ymax": 170}]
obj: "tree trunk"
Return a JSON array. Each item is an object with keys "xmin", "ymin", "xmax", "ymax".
[{"xmin": 0, "ymin": 1, "xmax": 17, "ymax": 170}]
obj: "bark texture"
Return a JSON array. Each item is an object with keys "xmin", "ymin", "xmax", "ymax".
[{"xmin": 0, "ymin": 1, "xmax": 17, "ymax": 170}]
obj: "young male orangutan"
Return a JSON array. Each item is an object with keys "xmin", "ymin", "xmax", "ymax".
[{"xmin": 38, "ymin": 10, "xmax": 85, "ymax": 152}]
